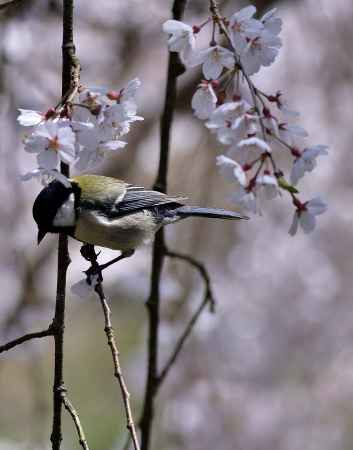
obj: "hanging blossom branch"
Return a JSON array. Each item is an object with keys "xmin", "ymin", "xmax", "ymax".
[
  {"xmin": 163, "ymin": 1, "xmax": 328, "ymax": 235},
  {"xmin": 79, "ymin": 244, "xmax": 141, "ymax": 450}
]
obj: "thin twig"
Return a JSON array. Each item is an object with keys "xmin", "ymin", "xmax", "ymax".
[
  {"xmin": 96, "ymin": 284, "xmax": 141, "ymax": 450},
  {"xmin": 82, "ymin": 244, "xmax": 141, "ymax": 450},
  {"xmin": 157, "ymin": 250, "xmax": 215, "ymax": 386},
  {"xmin": 0, "ymin": 326, "xmax": 53, "ymax": 354},
  {"xmin": 61, "ymin": 390, "xmax": 90, "ymax": 450},
  {"xmin": 165, "ymin": 250, "xmax": 215, "ymax": 311}
]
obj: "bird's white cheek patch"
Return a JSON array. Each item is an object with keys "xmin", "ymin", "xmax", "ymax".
[{"xmin": 53, "ymin": 193, "xmax": 76, "ymax": 227}]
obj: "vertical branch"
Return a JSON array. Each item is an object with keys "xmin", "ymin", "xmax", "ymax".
[
  {"xmin": 50, "ymin": 1, "xmax": 78, "ymax": 449},
  {"xmin": 140, "ymin": 2, "xmax": 187, "ymax": 450}
]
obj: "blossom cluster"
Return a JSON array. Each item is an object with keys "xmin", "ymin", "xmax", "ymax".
[
  {"xmin": 163, "ymin": 5, "xmax": 328, "ymax": 235},
  {"xmin": 18, "ymin": 79, "xmax": 143, "ymax": 187}
]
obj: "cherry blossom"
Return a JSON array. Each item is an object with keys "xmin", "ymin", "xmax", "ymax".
[
  {"xmin": 191, "ymin": 81, "xmax": 217, "ymax": 119},
  {"xmin": 261, "ymin": 8, "xmax": 282, "ymax": 36},
  {"xmin": 289, "ymin": 197, "xmax": 327, "ymax": 235},
  {"xmin": 163, "ymin": 20, "xmax": 195, "ymax": 63},
  {"xmin": 256, "ymin": 174, "xmax": 279, "ymax": 200},
  {"xmin": 189, "ymin": 45, "xmax": 234, "ymax": 80},
  {"xmin": 20, "ymin": 168, "xmax": 72, "ymax": 188},
  {"xmin": 206, "ymin": 100, "xmax": 255, "ymax": 145},
  {"xmin": 216, "ymin": 155, "xmax": 247, "ymax": 186},
  {"xmin": 71, "ymin": 274, "xmax": 99, "ymax": 299},
  {"xmin": 19, "ymin": 78, "xmax": 143, "ymax": 184},
  {"xmin": 229, "ymin": 5, "xmax": 262, "ymax": 52},
  {"xmin": 24, "ymin": 121, "xmax": 76, "ymax": 169},
  {"xmin": 279, "ymin": 122, "xmax": 308, "ymax": 144},
  {"xmin": 237, "ymin": 29, "xmax": 282, "ymax": 76},
  {"xmin": 17, "ymin": 109, "xmax": 45, "ymax": 127},
  {"xmin": 290, "ymin": 145, "xmax": 328, "ymax": 185},
  {"xmin": 231, "ymin": 186, "xmax": 258, "ymax": 214}
]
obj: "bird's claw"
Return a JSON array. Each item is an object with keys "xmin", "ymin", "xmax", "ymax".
[{"xmin": 84, "ymin": 265, "xmax": 103, "ymax": 284}]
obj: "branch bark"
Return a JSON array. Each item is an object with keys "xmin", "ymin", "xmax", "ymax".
[
  {"xmin": 50, "ymin": 1, "xmax": 79, "ymax": 449},
  {"xmin": 81, "ymin": 244, "xmax": 141, "ymax": 450},
  {"xmin": 61, "ymin": 390, "xmax": 90, "ymax": 450},
  {"xmin": 157, "ymin": 250, "xmax": 215, "ymax": 386},
  {"xmin": 139, "ymin": 2, "xmax": 187, "ymax": 450},
  {"xmin": 0, "ymin": 326, "xmax": 53, "ymax": 353}
]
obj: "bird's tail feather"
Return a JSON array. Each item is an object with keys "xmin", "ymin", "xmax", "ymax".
[{"xmin": 173, "ymin": 206, "xmax": 248, "ymax": 221}]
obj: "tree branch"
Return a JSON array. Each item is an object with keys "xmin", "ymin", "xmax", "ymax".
[
  {"xmin": 165, "ymin": 250, "xmax": 215, "ymax": 312},
  {"xmin": 139, "ymin": 1, "xmax": 187, "ymax": 449},
  {"xmin": 0, "ymin": 326, "xmax": 53, "ymax": 354},
  {"xmin": 0, "ymin": 0, "xmax": 23, "ymax": 11},
  {"xmin": 50, "ymin": 1, "xmax": 78, "ymax": 449},
  {"xmin": 61, "ymin": 390, "xmax": 90, "ymax": 450},
  {"xmin": 81, "ymin": 244, "xmax": 141, "ymax": 450},
  {"xmin": 156, "ymin": 250, "xmax": 215, "ymax": 386}
]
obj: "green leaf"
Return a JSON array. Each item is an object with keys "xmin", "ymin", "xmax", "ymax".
[{"xmin": 277, "ymin": 177, "xmax": 299, "ymax": 194}]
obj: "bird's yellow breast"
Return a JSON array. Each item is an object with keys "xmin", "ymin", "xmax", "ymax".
[{"xmin": 74, "ymin": 209, "xmax": 159, "ymax": 251}]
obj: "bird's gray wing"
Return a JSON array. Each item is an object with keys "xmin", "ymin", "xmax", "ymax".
[{"xmin": 107, "ymin": 186, "xmax": 186, "ymax": 218}]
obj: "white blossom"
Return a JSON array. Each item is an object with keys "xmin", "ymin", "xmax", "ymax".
[
  {"xmin": 191, "ymin": 82, "xmax": 217, "ymax": 120},
  {"xmin": 78, "ymin": 87, "xmax": 108, "ymax": 116},
  {"xmin": 290, "ymin": 145, "xmax": 328, "ymax": 185},
  {"xmin": 237, "ymin": 136, "xmax": 271, "ymax": 153},
  {"xmin": 216, "ymin": 154, "xmax": 247, "ymax": 186},
  {"xmin": 24, "ymin": 120, "xmax": 76, "ymax": 169},
  {"xmin": 75, "ymin": 122, "xmax": 127, "ymax": 171},
  {"xmin": 277, "ymin": 95, "xmax": 299, "ymax": 117},
  {"xmin": 228, "ymin": 135, "xmax": 269, "ymax": 165},
  {"xmin": 119, "ymin": 77, "xmax": 141, "ymax": 115},
  {"xmin": 104, "ymin": 102, "xmax": 143, "ymax": 132},
  {"xmin": 229, "ymin": 5, "xmax": 263, "ymax": 53},
  {"xmin": 261, "ymin": 8, "xmax": 282, "ymax": 36},
  {"xmin": 256, "ymin": 174, "xmax": 279, "ymax": 200},
  {"xmin": 206, "ymin": 100, "xmax": 255, "ymax": 145},
  {"xmin": 163, "ymin": 20, "xmax": 195, "ymax": 63},
  {"xmin": 71, "ymin": 275, "xmax": 99, "ymax": 299},
  {"xmin": 17, "ymin": 109, "xmax": 45, "ymax": 127},
  {"xmin": 289, "ymin": 196, "xmax": 327, "ymax": 235},
  {"xmin": 189, "ymin": 45, "xmax": 234, "ymax": 80},
  {"xmin": 20, "ymin": 168, "xmax": 71, "ymax": 188},
  {"xmin": 229, "ymin": 6, "xmax": 282, "ymax": 75},
  {"xmin": 279, "ymin": 123, "xmax": 308, "ymax": 144},
  {"xmin": 231, "ymin": 186, "xmax": 258, "ymax": 214},
  {"xmin": 238, "ymin": 29, "xmax": 282, "ymax": 75}
]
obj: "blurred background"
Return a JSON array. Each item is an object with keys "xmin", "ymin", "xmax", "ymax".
[{"xmin": 0, "ymin": 0, "xmax": 350, "ymax": 449}]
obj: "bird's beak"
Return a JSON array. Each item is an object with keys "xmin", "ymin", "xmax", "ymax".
[{"xmin": 37, "ymin": 229, "xmax": 47, "ymax": 245}]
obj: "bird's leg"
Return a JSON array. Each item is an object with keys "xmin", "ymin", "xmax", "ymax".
[
  {"xmin": 80, "ymin": 244, "xmax": 103, "ymax": 282},
  {"xmin": 80, "ymin": 244, "xmax": 135, "ymax": 280},
  {"xmin": 98, "ymin": 249, "xmax": 135, "ymax": 272}
]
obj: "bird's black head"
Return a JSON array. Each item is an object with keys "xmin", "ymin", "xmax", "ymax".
[{"xmin": 33, "ymin": 180, "xmax": 78, "ymax": 244}]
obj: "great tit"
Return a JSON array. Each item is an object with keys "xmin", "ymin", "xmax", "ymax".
[{"xmin": 32, "ymin": 174, "xmax": 248, "ymax": 252}]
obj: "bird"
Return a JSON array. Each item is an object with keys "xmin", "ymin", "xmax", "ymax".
[{"xmin": 33, "ymin": 174, "xmax": 248, "ymax": 268}]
